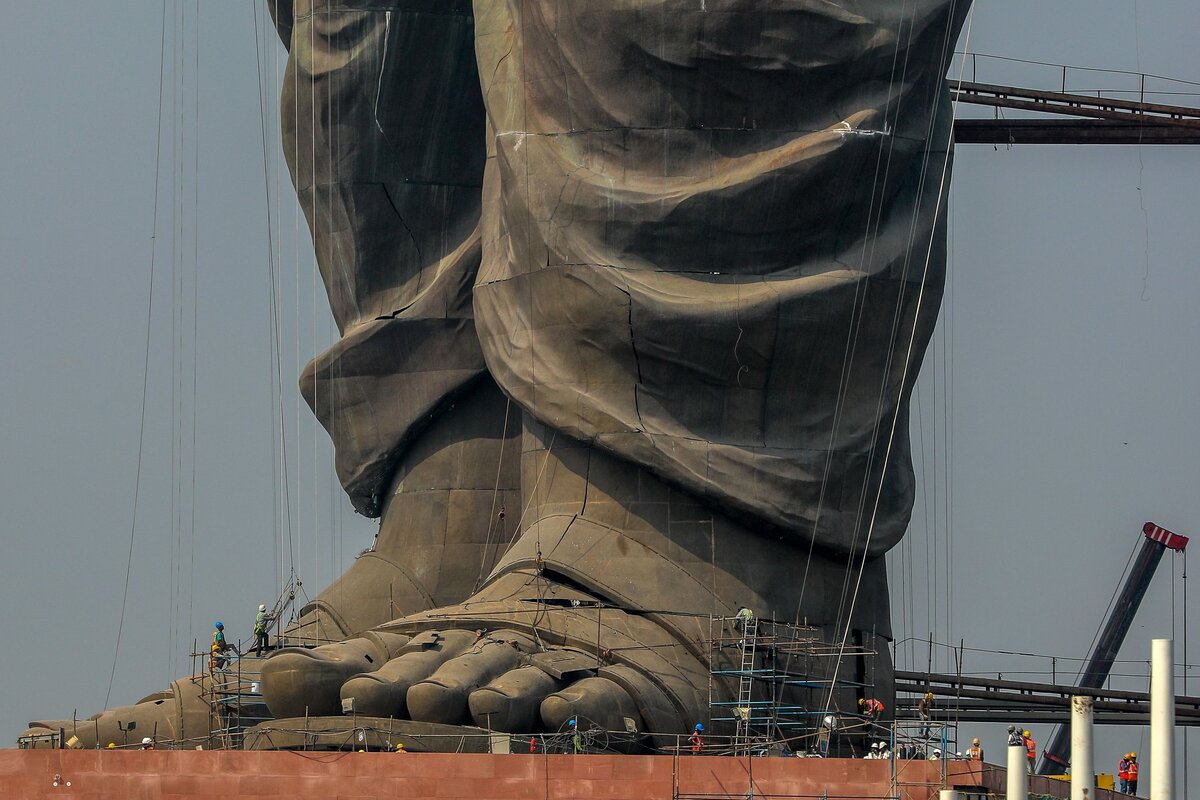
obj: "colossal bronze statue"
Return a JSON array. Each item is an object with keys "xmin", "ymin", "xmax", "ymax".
[{"xmin": 24, "ymin": 0, "xmax": 968, "ymax": 749}]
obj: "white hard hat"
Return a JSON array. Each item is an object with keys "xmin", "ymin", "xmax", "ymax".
[
  {"xmin": 141, "ymin": 737, "xmax": 152, "ymax": 745},
  {"xmin": 870, "ymin": 742, "xmax": 880, "ymax": 749},
  {"xmin": 259, "ymin": 604, "xmax": 266, "ymax": 611}
]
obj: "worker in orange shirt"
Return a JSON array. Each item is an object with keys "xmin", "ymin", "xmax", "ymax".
[
  {"xmin": 1125, "ymin": 753, "xmax": 1139, "ymax": 795},
  {"xmin": 966, "ymin": 738, "xmax": 983, "ymax": 761},
  {"xmin": 1022, "ymin": 730, "xmax": 1036, "ymax": 771},
  {"xmin": 857, "ymin": 697, "xmax": 884, "ymax": 722}
]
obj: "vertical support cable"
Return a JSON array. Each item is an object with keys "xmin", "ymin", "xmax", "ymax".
[{"xmin": 106, "ymin": 0, "xmax": 169, "ymax": 711}]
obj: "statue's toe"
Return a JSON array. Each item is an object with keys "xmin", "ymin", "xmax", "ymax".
[
  {"xmin": 261, "ymin": 632, "xmax": 408, "ymax": 718},
  {"xmin": 468, "ymin": 666, "xmax": 566, "ymax": 732},
  {"xmin": 405, "ymin": 632, "xmax": 535, "ymax": 725},
  {"xmin": 336, "ymin": 671, "xmax": 411, "ymax": 719},
  {"xmin": 340, "ymin": 629, "xmax": 477, "ymax": 717},
  {"xmin": 540, "ymin": 676, "xmax": 642, "ymax": 732}
]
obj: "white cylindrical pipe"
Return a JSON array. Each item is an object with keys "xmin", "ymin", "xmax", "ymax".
[
  {"xmin": 1007, "ymin": 744, "xmax": 1028, "ymax": 800},
  {"xmin": 940, "ymin": 791, "xmax": 963, "ymax": 800},
  {"xmin": 1070, "ymin": 696, "xmax": 1094, "ymax": 800},
  {"xmin": 1151, "ymin": 638, "xmax": 1174, "ymax": 800}
]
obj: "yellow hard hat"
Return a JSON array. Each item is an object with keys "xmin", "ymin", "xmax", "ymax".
[
  {"xmin": 395, "ymin": 743, "xmax": 405, "ymax": 750},
  {"xmin": 1023, "ymin": 730, "xmax": 1031, "ymax": 737},
  {"xmin": 925, "ymin": 692, "xmax": 934, "ymax": 699},
  {"xmin": 858, "ymin": 698, "xmax": 865, "ymax": 706},
  {"xmin": 107, "ymin": 742, "xmax": 116, "ymax": 749},
  {"xmin": 1130, "ymin": 752, "xmax": 1137, "ymax": 759}
]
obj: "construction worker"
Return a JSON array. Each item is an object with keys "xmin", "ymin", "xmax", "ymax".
[
  {"xmin": 865, "ymin": 742, "xmax": 881, "ymax": 759},
  {"xmin": 917, "ymin": 692, "xmax": 934, "ymax": 737},
  {"xmin": 689, "ymin": 723, "xmax": 705, "ymax": 754},
  {"xmin": 394, "ymin": 743, "xmax": 407, "ymax": 754},
  {"xmin": 1022, "ymin": 730, "xmax": 1036, "ymax": 771},
  {"xmin": 1117, "ymin": 753, "xmax": 1130, "ymax": 794},
  {"xmin": 815, "ymin": 714, "xmax": 837, "ymax": 757},
  {"xmin": 734, "ymin": 606, "xmax": 754, "ymax": 637},
  {"xmin": 210, "ymin": 621, "xmax": 231, "ymax": 671},
  {"xmin": 966, "ymin": 737, "xmax": 983, "ymax": 761},
  {"xmin": 569, "ymin": 718, "xmax": 583, "ymax": 754},
  {"xmin": 858, "ymin": 697, "xmax": 884, "ymax": 722},
  {"xmin": 1125, "ymin": 752, "xmax": 1138, "ymax": 795},
  {"xmin": 140, "ymin": 737, "xmax": 154, "ymax": 750},
  {"xmin": 252, "ymin": 603, "xmax": 273, "ymax": 657}
]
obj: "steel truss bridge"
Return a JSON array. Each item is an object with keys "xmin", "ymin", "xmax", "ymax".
[{"xmin": 895, "ymin": 669, "xmax": 1200, "ymax": 726}]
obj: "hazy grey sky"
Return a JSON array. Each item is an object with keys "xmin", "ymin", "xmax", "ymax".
[{"xmin": 2, "ymin": 0, "xmax": 1197, "ymax": 788}]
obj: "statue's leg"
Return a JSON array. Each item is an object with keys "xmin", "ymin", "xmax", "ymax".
[
  {"xmin": 259, "ymin": 0, "xmax": 968, "ymax": 748},
  {"xmin": 276, "ymin": 0, "xmax": 500, "ymax": 636}
]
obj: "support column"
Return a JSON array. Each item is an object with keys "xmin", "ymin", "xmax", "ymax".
[
  {"xmin": 1008, "ymin": 743, "xmax": 1029, "ymax": 800},
  {"xmin": 1151, "ymin": 638, "xmax": 1174, "ymax": 800},
  {"xmin": 1070, "ymin": 696, "xmax": 1093, "ymax": 800}
]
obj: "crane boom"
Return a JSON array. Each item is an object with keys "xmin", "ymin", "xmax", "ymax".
[{"xmin": 1040, "ymin": 522, "xmax": 1189, "ymax": 774}]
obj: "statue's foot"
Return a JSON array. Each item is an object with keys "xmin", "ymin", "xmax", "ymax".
[
  {"xmin": 262, "ymin": 571, "xmax": 707, "ymax": 743},
  {"xmin": 283, "ymin": 379, "xmax": 520, "ymax": 644},
  {"xmin": 21, "ymin": 679, "xmax": 212, "ymax": 750},
  {"xmin": 262, "ymin": 417, "xmax": 895, "ymax": 749}
]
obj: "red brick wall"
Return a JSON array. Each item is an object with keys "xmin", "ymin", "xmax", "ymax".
[{"xmin": 0, "ymin": 750, "xmax": 984, "ymax": 800}]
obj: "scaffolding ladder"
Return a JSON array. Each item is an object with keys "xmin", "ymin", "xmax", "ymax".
[{"xmin": 732, "ymin": 614, "xmax": 758, "ymax": 753}]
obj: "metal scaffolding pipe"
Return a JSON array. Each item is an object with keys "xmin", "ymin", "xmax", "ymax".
[
  {"xmin": 1071, "ymin": 696, "xmax": 1094, "ymax": 800},
  {"xmin": 1151, "ymin": 639, "xmax": 1174, "ymax": 800}
]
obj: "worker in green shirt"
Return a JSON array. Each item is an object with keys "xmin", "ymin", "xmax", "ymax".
[{"xmin": 253, "ymin": 604, "xmax": 274, "ymax": 657}]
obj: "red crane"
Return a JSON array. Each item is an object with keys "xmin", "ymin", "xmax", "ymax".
[{"xmin": 1039, "ymin": 522, "xmax": 1189, "ymax": 775}]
